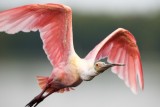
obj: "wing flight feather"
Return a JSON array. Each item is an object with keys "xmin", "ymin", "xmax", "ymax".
[
  {"xmin": 0, "ymin": 4, "xmax": 74, "ymax": 67},
  {"xmin": 85, "ymin": 28, "xmax": 144, "ymax": 93}
]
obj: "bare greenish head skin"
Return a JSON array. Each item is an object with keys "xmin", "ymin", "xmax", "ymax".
[{"xmin": 94, "ymin": 61, "xmax": 125, "ymax": 74}]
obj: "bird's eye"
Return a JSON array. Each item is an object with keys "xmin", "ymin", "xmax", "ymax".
[{"xmin": 96, "ymin": 63, "xmax": 99, "ymax": 67}]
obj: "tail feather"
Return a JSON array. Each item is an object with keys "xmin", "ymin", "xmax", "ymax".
[
  {"xmin": 37, "ymin": 76, "xmax": 49, "ymax": 90},
  {"xmin": 37, "ymin": 76, "xmax": 75, "ymax": 93}
]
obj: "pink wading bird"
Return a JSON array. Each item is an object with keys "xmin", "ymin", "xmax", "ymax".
[{"xmin": 0, "ymin": 3, "xmax": 144, "ymax": 107}]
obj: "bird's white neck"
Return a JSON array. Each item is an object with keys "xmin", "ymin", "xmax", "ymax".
[
  {"xmin": 68, "ymin": 52, "xmax": 98, "ymax": 81},
  {"xmin": 78, "ymin": 59, "xmax": 98, "ymax": 81}
]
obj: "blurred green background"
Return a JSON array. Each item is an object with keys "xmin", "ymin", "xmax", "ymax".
[
  {"xmin": 0, "ymin": 0, "xmax": 160, "ymax": 107},
  {"xmin": 1, "ymin": 10, "xmax": 160, "ymax": 59}
]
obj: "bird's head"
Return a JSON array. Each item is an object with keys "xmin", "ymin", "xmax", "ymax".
[{"xmin": 94, "ymin": 61, "xmax": 125, "ymax": 74}]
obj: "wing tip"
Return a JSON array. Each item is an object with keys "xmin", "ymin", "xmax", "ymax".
[
  {"xmin": 46, "ymin": 3, "xmax": 72, "ymax": 13},
  {"xmin": 62, "ymin": 4, "xmax": 72, "ymax": 12},
  {"xmin": 115, "ymin": 28, "xmax": 129, "ymax": 34},
  {"xmin": 140, "ymin": 79, "xmax": 144, "ymax": 90},
  {"xmin": 131, "ymin": 88, "xmax": 138, "ymax": 95},
  {"xmin": 117, "ymin": 28, "xmax": 127, "ymax": 31},
  {"xmin": 115, "ymin": 28, "xmax": 137, "ymax": 43}
]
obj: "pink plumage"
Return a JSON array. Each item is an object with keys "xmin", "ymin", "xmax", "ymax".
[
  {"xmin": 0, "ymin": 3, "xmax": 144, "ymax": 107},
  {"xmin": 0, "ymin": 4, "xmax": 74, "ymax": 67},
  {"xmin": 85, "ymin": 28, "xmax": 144, "ymax": 93}
]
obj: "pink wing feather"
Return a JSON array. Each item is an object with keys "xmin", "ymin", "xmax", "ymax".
[
  {"xmin": 0, "ymin": 4, "xmax": 74, "ymax": 67},
  {"xmin": 85, "ymin": 28, "xmax": 144, "ymax": 93}
]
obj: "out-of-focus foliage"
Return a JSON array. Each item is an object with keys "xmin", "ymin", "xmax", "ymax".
[
  {"xmin": 0, "ymin": 13, "xmax": 160, "ymax": 59},
  {"xmin": 73, "ymin": 13, "xmax": 160, "ymax": 57}
]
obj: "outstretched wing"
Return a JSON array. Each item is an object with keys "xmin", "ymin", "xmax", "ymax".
[
  {"xmin": 85, "ymin": 28, "xmax": 144, "ymax": 93},
  {"xmin": 0, "ymin": 3, "xmax": 74, "ymax": 67}
]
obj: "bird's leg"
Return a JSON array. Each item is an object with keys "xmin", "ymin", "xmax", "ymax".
[
  {"xmin": 33, "ymin": 89, "xmax": 58, "ymax": 107},
  {"xmin": 25, "ymin": 91, "xmax": 45, "ymax": 107},
  {"xmin": 25, "ymin": 84, "xmax": 51, "ymax": 107},
  {"xmin": 25, "ymin": 81, "xmax": 65, "ymax": 107},
  {"xmin": 43, "ymin": 89, "xmax": 56, "ymax": 99}
]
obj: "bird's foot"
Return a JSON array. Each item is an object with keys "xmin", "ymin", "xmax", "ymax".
[{"xmin": 25, "ymin": 95, "xmax": 44, "ymax": 107}]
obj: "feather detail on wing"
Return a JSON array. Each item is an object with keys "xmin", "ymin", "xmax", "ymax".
[
  {"xmin": 0, "ymin": 3, "xmax": 74, "ymax": 67},
  {"xmin": 85, "ymin": 28, "xmax": 144, "ymax": 94}
]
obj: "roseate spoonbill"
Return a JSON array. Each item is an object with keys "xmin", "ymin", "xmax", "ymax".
[{"xmin": 0, "ymin": 3, "xmax": 144, "ymax": 107}]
